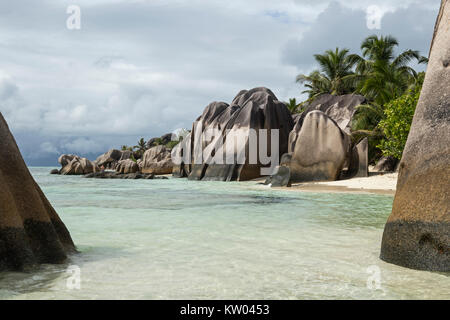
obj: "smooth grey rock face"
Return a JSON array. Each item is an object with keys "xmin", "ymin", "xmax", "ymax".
[
  {"xmin": 184, "ymin": 87, "xmax": 293, "ymax": 182},
  {"xmin": 172, "ymin": 132, "xmax": 192, "ymax": 178},
  {"xmin": 347, "ymin": 137, "xmax": 368, "ymax": 178},
  {"xmin": 288, "ymin": 94, "xmax": 365, "ymax": 153},
  {"xmin": 264, "ymin": 165, "xmax": 291, "ymax": 187},
  {"xmin": 289, "ymin": 111, "xmax": 351, "ymax": 183},
  {"xmin": 380, "ymin": 0, "xmax": 450, "ymax": 271}
]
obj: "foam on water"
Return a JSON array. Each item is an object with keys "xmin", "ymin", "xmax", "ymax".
[{"xmin": 0, "ymin": 167, "xmax": 448, "ymax": 299}]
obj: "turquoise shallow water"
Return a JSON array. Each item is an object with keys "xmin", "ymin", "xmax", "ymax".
[{"xmin": 0, "ymin": 167, "xmax": 448, "ymax": 299}]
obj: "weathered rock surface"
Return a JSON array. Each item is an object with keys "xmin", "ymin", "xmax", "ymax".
[
  {"xmin": 116, "ymin": 159, "xmax": 139, "ymax": 174},
  {"xmin": 288, "ymin": 94, "xmax": 365, "ymax": 152},
  {"xmin": 58, "ymin": 154, "xmax": 76, "ymax": 167},
  {"xmin": 373, "ymin": 156, "xmax": 398, "ymax": 172},
  {"xmin": 380, "ymin": 0, "xmax": 450, "ymax": 271},
  {"xmin": 172, "ymin": 133, "xmax": 192, "ymax": 178},
  {"xmin": 0, "ymin": 113, "xmax": 75, "ymax": 271},
  {"xmin": 182, "ymin": 87, "xmax": 293, "ymax": 181},
  {"xmin": 140, "ymin": 145, "xmax": 173, "ymax": 174},
  {"xmin": 146, "ymin": 133, "xmax": 173, "ymax": 149},
  {"xmin": 95, "ymin": 149, "xmax": 123, "ymax": 169},
  {"xmin": 347, "ymin": 137, "xmax": 369, "ymax": 178},
  {"xmin": 59, "ymin": 155, "xmax": 99, "ymax": 175},
  {"xmin": 264, "ymin": 165, "xmax": 291, "ymax": 187},
  {"xmin": 59, "ymin": 153, "xmax": 99, "ymax": 175},
  {"xmin": 289, "ymin": 111, "xmax": 351, "ymax": 182}
]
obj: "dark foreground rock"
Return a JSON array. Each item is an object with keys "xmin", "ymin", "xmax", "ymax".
[
  {"xmin": 380, "ymin": 0, "xmax": 450, "ymax": 272},
  {"xmin": 0, "ymin": 112, "xmax": 76, "ymax": 272}
]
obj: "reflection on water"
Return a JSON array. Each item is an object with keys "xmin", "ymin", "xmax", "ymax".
[{"xmin": 0, "ymin": 167, "xmax": 448, "ymax": 299}]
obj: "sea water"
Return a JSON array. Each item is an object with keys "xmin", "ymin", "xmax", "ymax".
[{"xmin": 0, "ymin": 167, "xmax": 448, "ymax": 299}]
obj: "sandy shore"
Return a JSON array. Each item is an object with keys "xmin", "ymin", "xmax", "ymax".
[{"xmin": 273, "ymin": 172, "xmax": 398, "ymax": 195}]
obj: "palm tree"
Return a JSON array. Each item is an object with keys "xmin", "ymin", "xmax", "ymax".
[
  {"xmin": 134, "ymin": 138, "xmax": 147, "ymax": 154},
  {"xmin": 286, "ymin": 98, "xmax": 298, "ymax": 113},
  {"xmin": 296, "ymin": 48, "xmax": 360, "ymax": 98},
  {"xmin": 354, "ymin": 35, "xmax": 427, "ymax": 105}
]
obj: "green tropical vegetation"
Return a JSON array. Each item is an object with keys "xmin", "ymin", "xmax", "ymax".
[
  {"xmin": 377, "ymin": 86, "xmax": 421, "ymax": 159},
  {"xmin": 295, "ymin": 34, "xmax": 426, "ymax": 163},
  {"xmin": 134, "ymin": 138, "xmax": 147, "ymax": 154},
  {"xmin": 121, "ymin": 145, "xmax": 133, "ymax": 151},
  {"xmin": 286, "ymin": 98, "xmax": 298, "ymax": 113}
]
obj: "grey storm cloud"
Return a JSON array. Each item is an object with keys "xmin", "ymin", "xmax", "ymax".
[
  {"xmin": 0, "ymin": 0, "xmax": 440, "ymax": 165},
  {"xmin": 282, "ymin": 1, "xmax": 439, "ymax": 72}
]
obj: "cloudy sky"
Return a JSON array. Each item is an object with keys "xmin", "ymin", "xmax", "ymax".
[{"xmin": 0, "ymin": 0, "xmax": 440, "ymax": 165}]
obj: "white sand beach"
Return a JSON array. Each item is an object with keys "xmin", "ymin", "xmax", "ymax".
[{"xmin": 284, "ymin": 172, "xmax": 398, "ymax": 195}]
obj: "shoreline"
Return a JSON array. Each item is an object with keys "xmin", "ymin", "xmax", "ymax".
[{"xmin": 270, "ymin": 172, "xmax": 398, "ymax": 195}]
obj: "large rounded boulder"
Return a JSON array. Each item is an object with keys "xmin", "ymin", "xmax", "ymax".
[
  {"xmin": 140, "ymin": 145, "xmax": 173, "ymax": 175},
  {"xmin": 380, "ymin": 0, "xmax": 450, "ymax": 272},
  {"xmin": 116, "ymin": 159, "xmax": 139, "ymax": 174},
  {"xmin": 59, "ymin": 155, "xmax": 99, "ymax": 175},
  {"xmin": 288, "ymin": 93, "xmax": 365, "ymax": 152},
  {"xmin": 0, "ymin": 113, "xmax": 75, "ymax": 271},
  {"xmin": 289, "ymin": 110, "xmax": 351, "ymax": 182},
  {"xmin": 185, "ymin": 87, "xmax": 293, "ymax": 181},
  {"xmin": 95, "ymin": 149, "xmax": 123, "ymax": 169}
]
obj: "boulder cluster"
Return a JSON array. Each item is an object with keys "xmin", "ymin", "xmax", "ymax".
[
  {"xmin": 55, "ymin": 88, "xmax": 371, "ymax": 184},
  {"xmin": 54, "ymin": 143, "xmax": 175, "ymax": 178},
  {"xmin": 168, "ymin": 87, "xmax": 369, "ymax": 185}
]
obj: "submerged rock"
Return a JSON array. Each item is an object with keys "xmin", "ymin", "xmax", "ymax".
[
  {"xmin": 50, "ymin": 168, "xmax": 60, "ymax": 174},
  {"xmin": 289, "ymin": 111, "xmax": 351, "ymax": 182},
  {"xmin": 84, "ymin": 171, "xmax": 166, "ymax": 180},
  {"xmin": 380, "ymin": 0, "xmax": 450, "ymax": 272},
  {"xmin": 0, "ymin": 113, "xmax": 75, "ymax": 271},
  {"xmin": 264, "ymin": 165, "xmax": 291, "ymax": 187}
]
